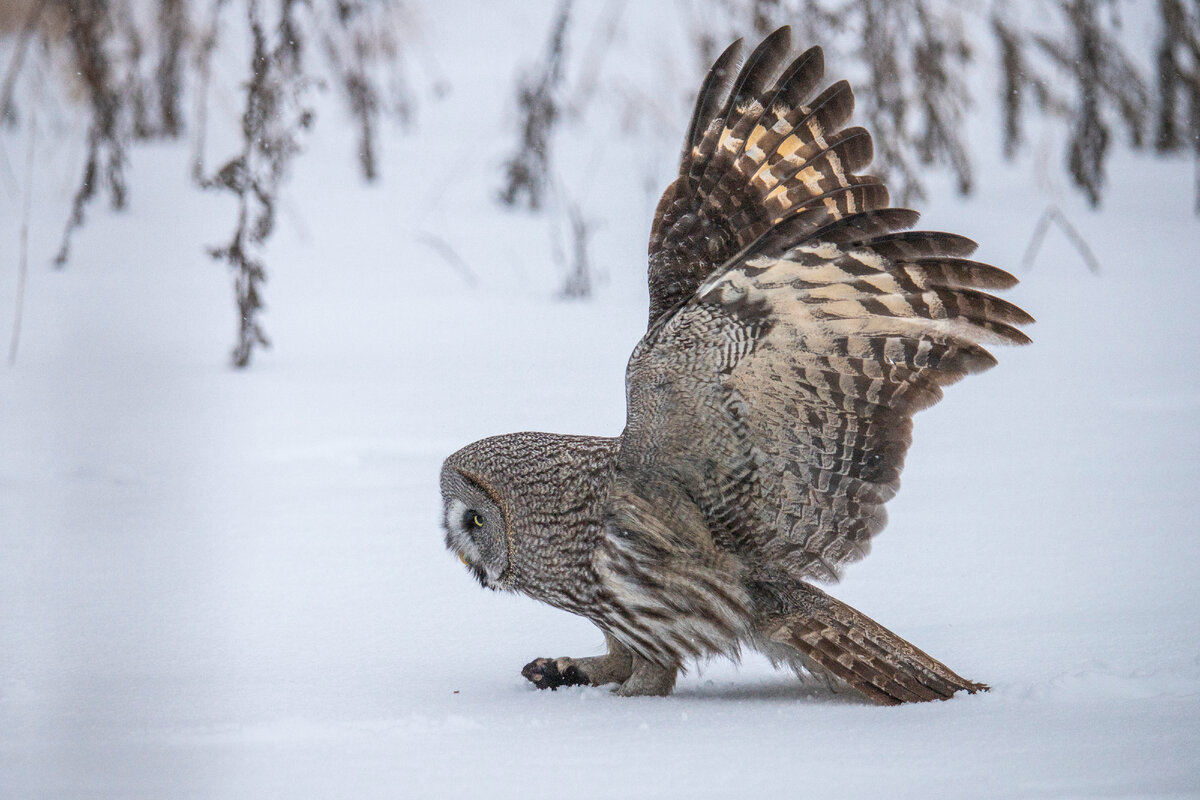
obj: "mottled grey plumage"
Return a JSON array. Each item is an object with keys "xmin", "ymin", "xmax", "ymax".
[{"xmin": 440, "ymin": 27, "xmax": 1029, "ymax": 703}]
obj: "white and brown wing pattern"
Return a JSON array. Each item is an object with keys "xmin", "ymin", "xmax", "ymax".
[
  {"xmin": 697, "ymin": 234, "xmax": 1032, "ymax": 582},
  {"xmin": 647, "ymin": 26, "xmax": 887, "ymax": 327}
]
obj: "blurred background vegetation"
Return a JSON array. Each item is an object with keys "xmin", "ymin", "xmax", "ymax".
[{"xmin": 2, "ymin": 0, "xmax": 1196, "ymax": 366}]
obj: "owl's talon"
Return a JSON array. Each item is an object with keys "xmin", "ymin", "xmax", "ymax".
[{"xmin": 521, "ymin": 657, "xmax": 590, "ymax": 690}]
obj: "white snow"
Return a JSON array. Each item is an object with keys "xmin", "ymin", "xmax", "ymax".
[{"xmin": 2, "ymin": 3, "xmax": 1199, "ymax": 797}]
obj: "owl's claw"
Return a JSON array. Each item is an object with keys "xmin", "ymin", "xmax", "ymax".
[
  {"xmin": 521, "ymin": 635, "xmax": 636, "ymax": 691},
  {"xmin": 521, "ymin": 657, "xmax": 590, "ymax": 690}
]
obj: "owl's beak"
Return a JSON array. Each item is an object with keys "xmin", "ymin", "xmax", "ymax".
[{"xmin": 458, "ymin": 552, "xmax": 469, "ymax": 566}]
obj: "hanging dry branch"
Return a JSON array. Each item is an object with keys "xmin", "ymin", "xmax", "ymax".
[
  {"xmin": 197, "ymin": 0, "xmax": 313, "ymax": 367},
  {"xmin": 9, "ymin": 73, "xmax": 37, "ymax": 367},
  {"xmin": 1152, "ymin": 0, "xmax": 1200, "ymax": 210},
  {"xmin": 1, "ymin": 0, "xmax": 419, "ymax": 366},
  {"xmin": 911, "ymin": 3, "xmax": 972, "ymax": 194},
  {"xmin": 497, "ymin": 0, "xmax": 572, "ymax": 211},
  {"xmin": 557, "ymin": 198, "xmax": 593, "ymax": 299},
  {"xmin": 0, "ymin": 0, "xmax": 49, "ymax": 126},
  {"xmin": 155, "ymin": 0, "xmax": 187, "ymax": 138},
  {"xmin": 1021, "ymin": 204, "xmax": 1102, "ymax": 274},
  {"xmin": 321, "ymin": 0, "xmax": 415, "ymax": 181},
  {"xmin": 54, "ymin": 0, "xmax": 128, "ymax": 266}
]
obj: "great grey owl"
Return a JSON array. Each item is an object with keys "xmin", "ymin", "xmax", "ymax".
[{"xmin": 440, "ymin": 27, "xmax": 1030, "ymax": 703}]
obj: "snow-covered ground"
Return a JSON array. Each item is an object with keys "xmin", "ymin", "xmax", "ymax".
[{"xmin": 2, "ymin": 3, "xmax": 1199, "ymax": 797}]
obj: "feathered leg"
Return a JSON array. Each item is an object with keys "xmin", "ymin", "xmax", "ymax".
[
  {"xmin": 758, "ymin": 583, "xmax": 987, "ymax": 705},
  {"xmin": 612, "ymin": 655, "xmax": 677, "ymax": 697}
]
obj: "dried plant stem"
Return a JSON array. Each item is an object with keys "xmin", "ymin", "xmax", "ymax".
[
  {"xmin": 9, "ymin": 101, "xmax": 36, "ymax": 367},
  {"xmin": 198, "ymin": 0, "xmax": 313, "ymax": 367},
  {"xmin": 55, "ymin": 0, "xmax": 128, "ymax": 267},
  {"xmin": 497, "ymin": 0, "xmax": 573, "ymax": 210},
  {"xmin": 2, "ymin": 0, "xmax": 415, "ymax": 366},
  {"xmin": 415, "ymin": 232, "xmax": 476, "ymax": 287},
  {"xmin": 155, "ymin": 0, "xmax": 186, "ymax": 138},
  {"xmin": 0, "ymin": 0, "xmax": 47, "ymax": 123},
  {"xmin": 1021, "ymin": 204, "xmax": 1101, "ymax": 274},
  {"xmin": 1193, "ymin": 155, "xmax": 1199, "ymax": 216},
  {"xmin": 190, "ymin": 0, "xmax": 225, "ymax": 183}
]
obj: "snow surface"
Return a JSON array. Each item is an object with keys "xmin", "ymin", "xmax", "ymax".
[{"xmin": 2, "ymin": 2, "xmax": 1199, "ymax": 797}]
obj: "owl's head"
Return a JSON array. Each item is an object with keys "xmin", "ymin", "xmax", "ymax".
[
  {"xmin": 440, "ymin": 432, "xmax": 619, "ymax": 597},
  {"xmin": 440, "ymin": 450, "xmax": 511, "ymax": 590}
]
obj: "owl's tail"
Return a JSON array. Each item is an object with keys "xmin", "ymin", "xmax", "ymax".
[{"xmin": 757, "ymin": 584, "xmax": 987, "ymax": 705}]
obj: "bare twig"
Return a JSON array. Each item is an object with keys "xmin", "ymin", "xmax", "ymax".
[
  {"xmin": 1021, "ymin": 204, "xmax": 1101, "ymax": 274},
  {"xmin": 566, "ymin": 0, "xmax": 625, "ymax": 117},
  {"xmin": 559, "ymin": 199, "xmax": 593, "ymax": 299},
  {"xmin": 2, "ymin": 0, "xmax": 420, "ymax": 364},
  {"xmin": 0, "ymin": 139, "xmax": 17, "ymax": 200},
  {"xmin": 320, "ymin": 0, "xmax": 416, "ymax": 182},
  {"xmin": 155, "ymin": 0, "xmax": 187, "ymax": 138},
  {"xmin": 547, "ymin": 175, "xmax": 594, "ymax": 298},
  {"xmin": 190, "ymin": 0, "xmax": 227, "ymax": 183},
  {"xmin": 9, "ymin": 95, "xmax": 36, "ymax": 367},
  {"xmin": 497, "ymin": 0, "xmax": 573, "ymax": 210},
  {"xmin": 415, "ymin": 231, "xmax": 477, "ymax": 287},
  {"xmin": 0, "ymin": 0, "xmax": 48, "ymax": 125},
  {"xmin": 54, "ymin": 0, "xmax": 129, "ymax": 267},
  {"xmin": 198, "ymin": 0, "xmax": 313, "ymax": 367}
]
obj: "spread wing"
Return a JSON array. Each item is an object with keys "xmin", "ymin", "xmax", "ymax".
[
  {"xmin": 646, "ymin": 26, "xmax": 884, "ymax": 328},
  {"xmin": 611, "ymin": 225, "xmax": 1031, "ymax": 589},
  {"xmin": 608, "ymin": 29, "xmax": 1032, "ymax": 594}
]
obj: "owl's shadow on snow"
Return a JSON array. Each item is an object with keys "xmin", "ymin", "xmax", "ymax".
[
  {"xmin": 665, "ymin": 656, "xmax": 870, "ymax": 704},
  {"xmin": 671, "ymin": 678, "xmax": 866, "ymax": 705},
  {"xmin": 514, "ymin": 670, "xmax": 866, "ymax": 704}
]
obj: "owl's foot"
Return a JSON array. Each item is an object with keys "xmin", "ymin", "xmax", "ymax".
[
  {"xmin": 521, "ymin": 657, "xmax": 592, "ymax": 690},
  {"xmin": 520, "ymin": 653, "xmax": 678, "ymax": 696},
  {"xmin": 521, "ymin": 633, "xmax": 635, "ymax": 690},
  {"xmin": 519, "ymin": 635, "xmax": 678, "ymax": 696},
  {"xmin": 522, "ymin": 651, "xmax": 636, "ymax": 689}
]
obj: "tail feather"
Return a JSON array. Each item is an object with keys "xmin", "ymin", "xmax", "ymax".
[{"xmin": 759, "ymin": 584, "xmax": 987, "ymax": 705}]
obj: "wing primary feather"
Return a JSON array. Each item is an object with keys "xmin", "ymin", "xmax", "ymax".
[
  {"xmin": 750, "ymin": 80, "xmax": 857, "ymax": 181},
  {"xmin": 805, "ymin": 209, "xmax": 922, "ymax": 246},
  {"xmin": 752, "ymin": 126, "xmax": 876, "ymax": 220},
  {"xmin": 714, "ymin": 45, "xmax": 829, "ymax": 187},
  {"xmin": 735, "ymin": 208, "xmax": 920, "ymax": 263},
  {"xmin": 900, "ymin": 258, "xmax": 1019, "ymax": 290},
  {"xmin": 860, "ymin": 231, "xmax": 978, "ymax": 260},
  {"xmin": 693, "ymin": 27, "xmax": 794, "ymax": 192},
  {"xmin": 763, "ymin": 45, "xmax": 825, "ymax": 114},
  {"xmin": 719, "ymin": 182, "xmax": 888, "ymax": 264},
  {"xmin": 696, "ymin": 89, "xmax": 872, "ymax": 252},
  {"xmin": 729, "ymin": 25, "xmax": 793, "ymax": 106},
  {"xmin": 683, "ymin": 39, "xmax": 745, "ymax": 165}
]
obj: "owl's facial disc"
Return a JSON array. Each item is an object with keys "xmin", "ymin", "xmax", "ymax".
[{"xmin": 440, "ymin": 471, "xmax": 510, "ymax": 590}]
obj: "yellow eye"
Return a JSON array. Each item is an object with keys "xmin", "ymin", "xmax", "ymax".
[{"xmin": 472, "ymin": 513, "xmax": 485, "ymax": 527}]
